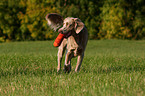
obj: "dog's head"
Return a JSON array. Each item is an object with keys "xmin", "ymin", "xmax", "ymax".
[
  {"xmin": 58, "ymin": 17, "xmax": 84, "ymax": 35},
  {"xmin": 46, "ymin": 13, "xmax": 84, "ymax": 35}
]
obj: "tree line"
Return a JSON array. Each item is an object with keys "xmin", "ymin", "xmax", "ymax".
[{"xmin": 0, "ymin": 0, "xmax": 145, "ymax": 42}]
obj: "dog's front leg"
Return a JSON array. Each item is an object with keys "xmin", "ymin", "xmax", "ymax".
[
  {"xmin": 75, "ymin": 53, "xmax": 84, "ymax": 72},
  {"xmin": 57, "ymin": 48, "xmax": 63, "ymax": 72},
  {"xmin": 64, "ymin": 52, "xmax": 73, "ymax": 73},
  {"xmin": 57, "ymin": 39, "xmax": 67, "ymax": 72}
]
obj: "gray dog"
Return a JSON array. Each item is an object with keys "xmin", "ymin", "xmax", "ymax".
[{"xmin": 46, "ymin": 13, "xmax": 88, "ymax": 73}]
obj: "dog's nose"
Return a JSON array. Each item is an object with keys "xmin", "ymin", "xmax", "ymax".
[{"xmin": 58, "ymin": 29, "xmax": 63, "ymax": 33}]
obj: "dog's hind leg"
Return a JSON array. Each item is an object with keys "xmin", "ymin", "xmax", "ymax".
[{"xmin": 75, "ymin": 53, "xmax": 84, "ymax": 72}]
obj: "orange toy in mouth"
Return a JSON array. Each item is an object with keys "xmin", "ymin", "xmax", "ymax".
[{"xmin": 53, "ymin": 33, "xmax": 65, "ymax": 47}]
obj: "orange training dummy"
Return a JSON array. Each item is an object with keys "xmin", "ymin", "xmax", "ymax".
[{"xmin": 53, "ymin": 33, "xmax": 65, "ymax": 47}]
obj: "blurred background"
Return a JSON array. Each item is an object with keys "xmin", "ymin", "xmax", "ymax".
[{"xmin": 0, "ymin": 0, "xmax": 145, "ymax": 42}]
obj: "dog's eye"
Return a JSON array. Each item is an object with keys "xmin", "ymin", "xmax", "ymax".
[{"xmin": 66, "ymin": 22, "xmax": 68, "ymax": 26}]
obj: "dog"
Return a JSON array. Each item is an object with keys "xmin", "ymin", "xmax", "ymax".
[{"xmin": 46, "ymin": 13, "xmax": 88, "ymax": 73}]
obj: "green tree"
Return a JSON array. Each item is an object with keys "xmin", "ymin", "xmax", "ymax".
[
  {"xmin": 0, "ymin": 0, "xmax": 22, "ymax": 42},
  {"xmin": 130, "ymin": 0, "xmax": 145, "ymax": 39},
  {"xmin": 18, "ymin": 0, "xmax": 59, "ymax": 40},
  {"xmin": 0, "ymin": 0, "xmax": 145, "ymax": 42},
  {"xmin": 99, "ymin": 0, "xmax": 132, "ymax": 39}
]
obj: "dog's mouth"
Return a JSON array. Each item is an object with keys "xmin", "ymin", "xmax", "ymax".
[
  {"xmin": 64, "ymin": 31, "xmax": 72, "ymax": 38},
  {"xmin": 58, "ymin": 29, "xmax": 72, "ymax": 38}
]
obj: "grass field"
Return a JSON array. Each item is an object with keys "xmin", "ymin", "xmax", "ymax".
[{"xmin": 0, "ymin": 40, "xmax": 144, "ymax": 96}]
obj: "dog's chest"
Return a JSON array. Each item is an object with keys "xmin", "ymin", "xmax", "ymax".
[
  {"xmin": 67, "ymin": 36, "xmax": 79, "ymax": 49},
  {"xmin": 67, "ymin": 35, "xmax": 82, "ymax": 54}
]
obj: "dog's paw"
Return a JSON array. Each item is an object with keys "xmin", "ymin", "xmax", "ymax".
[
  {"xmin": 57, "ymin": 68, "xmax": 61, "ymax": 73},
  {"xmin": 63, "ymin": 65, "xmax": 71, "ymax": 73}
]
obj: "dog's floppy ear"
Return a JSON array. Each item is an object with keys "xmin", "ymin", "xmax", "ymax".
[
  {"xmin": 74, "ymin": 18, "xmax": 84, "ymax": 34},
  {"xmin": 46, "ymin": 13, "xmax": 63, "ymax": 31}
]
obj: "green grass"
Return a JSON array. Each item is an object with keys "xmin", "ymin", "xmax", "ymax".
[{"xmin": 0, "ymin": 40, "xmax": 144, "ymax": 96}]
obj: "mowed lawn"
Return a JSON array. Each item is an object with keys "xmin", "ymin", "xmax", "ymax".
[{"xmin": 0, "ymin": 40, "xmax": 144, "ymax": 96}]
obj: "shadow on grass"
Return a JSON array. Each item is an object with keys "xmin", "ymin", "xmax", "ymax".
[
  {"xmin": 0, "ymin": 68, "xmax": 57, "ymax": 78},
  {"xmin": 0, "ymin": 65, "xmax": 144, "ymax": 78},
  {"xmin": 82, "ymin": 65, "xmax": 144, "ymax": 74}
]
